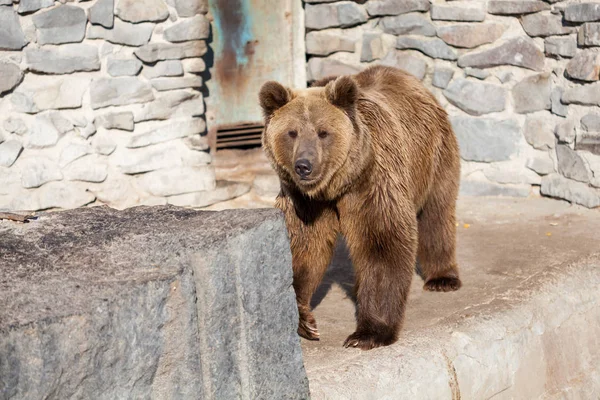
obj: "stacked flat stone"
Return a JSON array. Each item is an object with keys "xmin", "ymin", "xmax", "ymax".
[
  {"xmin": 304, "ymin": 0, "xmax": 600, "ymax": 208},
  {"xmin": 0, "ymin": 0, "xmax": 237, "ymax": 212}
]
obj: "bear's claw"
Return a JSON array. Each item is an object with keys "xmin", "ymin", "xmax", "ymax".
[
  {"xmin": 298, "ymin": 319, "xmax": 320, "ymax": 340},
  {"xmin": 343, "ymin": 330, "xmax": 397, "ymax": 350},
  {"xmin": 423, "ymin": 276, "xmax": 462, "ymax": 292}
]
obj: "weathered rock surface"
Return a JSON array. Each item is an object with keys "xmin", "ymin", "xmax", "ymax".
[
  {"xmin": 306, "ymin": 29, "xmax": 357, "ymax": 56},
  {"xmin": 167, "ymin": 0, "xmax": 208, "ymax": 17},
  {"xmin": 168, "ymin": 181, "xmax": 251, "ymax": 208},
  {"xmin": 305, "ymin": 2, "xmax": 367, "ymax": 30},
  {"xmin": 95, "ymin": 111, "xmax": 135, "ymax": 131},
  {"xmin": 89, "ymin": 0, "xmax": 114, "ymax": 28},
  {"xmin": 451, "ymin": 116, "xmax": 520, "ymax": 162},
  {"xmin": 0, "ymin": 7, "xmax": 28, "ymax": 50},
  {"xmin": 512, "ymin": 73, "xmax": 551, "ymax": 114},
  {"xmin": 307, "ymin": 57, "xmax": 362, "ymax": 81},
  {"xmin": 431, "ymin": 2, "xmax": 486, "ymax": 22},
  {"xmin": 555, "ymin": 118, "xmax": 576, "ymax": 144},
  {"xmin": 380, "ymin": 13, "xmax": 435, "ymax": 36},
  {"xmin": 115, "ymin": 0, "xmax": 169, "ymax": 23},
  {"xmin": 17, "ymin": 0, "xmax": 54, "ymax": 14},
  {"xmin": 581, "ymin": 113, "xmax": 600, "ymax": 132},
  {"xmin": 380, "ymin": 51, "xmax": 427, "ymax": 80},
  {"xmin": 361, "ymin": 32, "xmax": 384, "ymax": 62},
  {"xmin": 10, "ymin": 182, "xmax": 96, "ymax": 210},
  {"xmin": 578, "ymin": 23, "xmax": 600, "ymax": 47},
  {"xmin": 551, "ymin": 87, "xmax": 568, "ymax": 117},
  {"xmin": 396, "ymin": 36, "xmax": 457, "ymax": 60},
  {"xmin": 524, "ymin": 116, "xmax": 555, "ymax": 150},
  {"xmin": 437, "ymin": 23, "xmax": 505, "ymax": 49},
  {"xmin": 0, "ymin": 140, "xmax": 23, "ymax": 167},
  {"xmin": 0, "ymin": 61, "xmax": 23, "ymax": 95},
  {"xmin": 0, "ymin": 207, "xmax": 309, "ymax": 399},
  {"xmin": 87, "ymin": 20, "xmax": 154, "ymax": 47},
  {"xmin": 107, "ymin": 57, "xmax": 143, "ymax": 76},
  {"xmin": 545, "ymin": 36, "xmax": 577, "ymax": 58},
  {"xmin": 150, "ymin": 76, "xmax": 203, "ymax": 91},
  {"xmin": 32, "ymin": 5, "xmax": 87, "ymax": 45},
  {"xmin": 366, "ymin": 0, "xmax": 429, "ymax": 17},
  {"xmin": 488, "ymin": 1, "xmax": 550, "ymax": 15},
  {"xmin": 164, "ymin": 15, "xmax": 210, "ymax": 42},
  {"xmin": 562, "ymin": 82, "xmax": 600, "ymax": 106},
  {"xmin": 20, "ymin": 157, "xmax": 63, "ymax": 188},
  {"xmin": 90, "ymin": 77, "xmax": 154, "ymax": 109},
  {"xmin": 521, "ymin": 13, "xmax": 575, "ymax": 37},
  {"xmin": 63, "ymin": 155, "xmax": 108, "ymax": 183},
  {"xmin": 143, "ymin": 60, "xmax": 184, "ymax": 79},
  {"xmin": 444, "ymin": 79, "xmax": 506, "ymax": 115},
  {"xmin": 127, "ymin": 119, "xmax": 205, "ymax": 148},
  {"xmin": 432, "ymin": 66, "xmax": 454, "ymax": 89},
  {"xmin": 11, "ymin": 76, "xmax": 89, "ymax": 113},
  {"xmin": 564, "ymin": 3, "xmax": 600, "ymax": 23},
  {"xmin": 526, "ymin": 151, "xmax": 555, "ymax": 175},
  {"xmin": 137, "ymin": 166, "xmax": 215, "ymax": 196},
  {"xmin": 541, "ymin": 173, "xmax": 600, "ymax": 207},
  {"xmin": 464, "ymin": 67, "xmax": 490, "ymax": 80},
  {"xmin": 134, "ymin": 91, "xmax": 203, "ymax": 122},
  {"xmin": 135, "ymin": 41, "xmax": 207, "ymax": 63},
  {"xmin": 25, "ymin": 44, "xmax": 100, "ymax": 74},
  {"xmin": 556, "ymin": 144, "xmax": 591, "ymax": 183},
  {"xmin": 565, "ymin": 50, "xmax": 600, "ymax": 82},
  {"xmin": 458, "ymin": 37, "xmax": 545, "ymax": 71}
]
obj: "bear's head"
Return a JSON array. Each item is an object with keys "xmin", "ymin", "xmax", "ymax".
[{"xmin": 259, "ymin": 76, "xmax": 362, "ymax": 198}]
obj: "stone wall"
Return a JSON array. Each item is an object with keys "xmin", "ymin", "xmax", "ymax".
[
  {"xmin": 0, "ymin": 0, "xmax": 215, "ymax": 211},
  {"xmin": 304, "ymin": 0, "xmax": 600, "ymax": 208}
]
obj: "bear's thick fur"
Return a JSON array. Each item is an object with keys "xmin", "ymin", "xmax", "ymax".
[{"xmin": 259, "ymin": 65, "xmax": 461, "ymax": 350}]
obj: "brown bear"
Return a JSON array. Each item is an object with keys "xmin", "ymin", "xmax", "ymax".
[{"xmin": 258, "ymin": 65, "xmax": 461, "ymax": 350}]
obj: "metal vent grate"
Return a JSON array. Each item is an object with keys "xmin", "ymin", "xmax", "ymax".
[{"xmin": 216, "ymin": 124, "xmax": 264, "ymax": 150}]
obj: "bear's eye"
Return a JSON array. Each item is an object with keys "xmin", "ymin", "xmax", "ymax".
[
  {"xmin": 288, "ymin": 130, "xmax": 298, "ymax": 139},
  {"xmin": 318, "ymin": 130, "xmax": 328, "ymax": 139}
]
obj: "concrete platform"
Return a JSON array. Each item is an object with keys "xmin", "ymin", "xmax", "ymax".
[{"xmin": 302, "ymin": 197, "xmax": 600, "ymax": 400}]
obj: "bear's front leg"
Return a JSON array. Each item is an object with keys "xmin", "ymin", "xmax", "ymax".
[
  {"xmin": 276, "ymin": 192, "xmax": 339, "ymax": 340},
  {"xmin": 339, "ymin": 195, "xmax": 418, "ymax": 350}
]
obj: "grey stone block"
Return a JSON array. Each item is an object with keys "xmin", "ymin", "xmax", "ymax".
[
  {"xmin": 0, "ymin": 7, "xmax": 28, "ymax": 50},
  {"xmin": 127, "ymin": 118, "xmax": 206, "ymax": 148},
  {"xmin": 167, "ymin": 0, "xmax": 208, "ymax": 17},
  {"xmin": 306, "ymin": 29, "xmax": 357, "ymax": 56},
  {"xmin": 366, "ymin": 0, "xmax": 429, "ymax": 17},
  {"xmin": 488, "ymin": 1, "xmax": 549, "ymax": 15},
  {"xmin": 562, "ymin": 82, "xmax": 600, "ymax": 106},
  {"xmin": 87, "ymin": 19, "xmax": 154, "ymax": 47},
  {"xmin": 575, "ymin": 132, "xmax": 600, "ymax": 155},
  {"xmin": 90, "ymin": 77, "xmax": 154, "ymax": 110},
  {"xmin": 59, "ymin": 139, "xmax": 91, "ymax": 167},
  {"xmin": 444, "ymin": 79, "xmax": 506, "ymax": 116},
  {"xmin": 432, "ymin": 67, "xmax": 454, "ymax": 89},
  {"xmin": 551, "ymin": 87, "xmax": 568, "ymax": 117},
  {"xmin": 135, "ymin": 41, "xmax": 208, "ymax": 63},
  {"xmin": 564, "ymin": 3, "xmax": 600, "ymax": 23},
  {"xmin": 545, "ymin": 36, "xmax": 577, "ymax": 58},
  {"xmin": 380, "ymin": 13, "xmax": 435, "ymax": 36},
  {"xmin": 521, "ymin": 13, "xmax": 575, "ymax": 37},
  {"xmin": 512, "ymin": 73, "xmax": 551, "ymax": 114},
  {"xmin": 134, "ymin": 91, "xmax": 203, "ymax": 122},
  {"xmin": 24, "ymin": 44, "xmax": 100, "ymax": 74},
  {"xmin": 526, "ymin": 152, "xmax": 555, "ymax": 175},
  {"xmin": 11, "ymin": 76, "xmax": 89, "ymax": 113},
  {"xmin": 541, "ymin": 173, "xmax": 600, "ymax": 208},
  {"xmin": 107, "ymin": 57, "xmax": 143, "ymax": 77},
  {"xmin": 1, "ymin": 207, "xmax": 308, "ymax": 398},
  {"xmin": 63, "ymin": 155, "xmax": 108, "ymax": 183},
  {"xmin": 565, "ymin": 50, "xmax": 600, "ymax": 82},
  {"xmin": 458, "ymin": 37, "xmax": 545, "ymax": 71},
  {"xmin": 164, "ymin": 15, "xmax": 210, "ymax": 42},
  {"xmin": 143, "ymin": 60, "xmax": 184, "ymax": 79},
  {"xmin": 396, "ymin": 36, "xmax": 457, "ymax": 60},
  {"xmin": 464, "ymin": 67, "xmax": 490, "ymax": 80},
  {"xmin": 578, "ymin": 23, "xmax": 600, "ymax": 47},
  {"xmin": 95, "ymin": 111, "xmax": 135, "ymax": 131},
  {"xmin": 431, "ymin": 2, "xmax": 486, "ymax": 22},
  {"xmin": 0, "ymin": 61, "xmax": 23, "ymax": 95},
  {"xmin": 115, "ymin": 0, "xmax": 169, "ymax": 23},
  {"xmin": 557, "ymin": 144, "xmax": 591, "ymax": 183},
  {"xmin": 581, "ymin": 113, "xmax": 600, "ymax": 132},
  {"xmin": 305, "ymin": 2, "xmax": 367, "ymax": 30},
  {"xmin": 451, "ymin": 116, "xmax": 520, "ymax": 162},
  {"xmin": 0, "ymin": 140, "xmax": 23, "ymax": 167},
  {"xmin": 524, "ymin": 116, "xmax": 555, "ymax": 150},
  {"xmin": 361, "ymin": 32, "xmax": 384, "ymax": 62},
  {"xmin": 88, "ymin": 0, "xmax": 114, "ymax": 28},
  {"xmin": 17, "ymin": 0, "xmax": 54, "ymax": 14},
  {"xmin": 380, "ymin": 51, "xmax": 427, "ymax": 80},
  {"xmin": 437, "ymin": 23, "xmax": 505, "ymax": 49},
  {"xmin": 20, "ymin": 157, "xmax": 63, "ymax": 188},
  {"xmin": 150, "ymin": 76, "xmax": 202, "ymax": 91},
  {"xmin": 307, "ymin": 57, "xmax": 362, "ymax": 82},
  {"xmin": 32, "ymin": 5, "xmax": 87, "ymax": 45},
  {"xmin": 555, "ymin": 119, "xmax": 576, "ymax": 144}
]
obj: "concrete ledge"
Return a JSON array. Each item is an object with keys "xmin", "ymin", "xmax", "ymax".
[
  {"xmin": 0, "ymin": 207, "xmax": 309, "ymax": 399},
  {"xmin": 304, "ymin": 197, "xmax": 600, "ymax": 399}
]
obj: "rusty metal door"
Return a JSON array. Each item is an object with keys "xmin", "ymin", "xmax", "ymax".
[{"xmin": 205, "ymin": 0, "xmax": 306, "ymax": 151}]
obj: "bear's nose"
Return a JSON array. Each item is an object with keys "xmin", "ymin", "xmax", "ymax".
[{"xmin": 294, "ymin": 159, "xmax": 313, "ymax": 178}]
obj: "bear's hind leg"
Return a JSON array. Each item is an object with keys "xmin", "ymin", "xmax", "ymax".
[
  {"xmin": 417, "ymin": 190, "xmax": 462, "ymax": 292},
  {"xmin": 277, "ymin": 193, "xmax": 339, "ymax": 340}
]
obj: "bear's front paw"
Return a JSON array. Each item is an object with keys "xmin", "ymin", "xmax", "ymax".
[
  {"xmin": 423, "ymin": 276, "xmax": 462, "ymax": 292},
  {"xmin": 298, "ymin": 308, "xmax": 320, "ymax": 340},
  {"xmin": 343, "ymin": 330, "xmax": 397, "ymax": 350}
]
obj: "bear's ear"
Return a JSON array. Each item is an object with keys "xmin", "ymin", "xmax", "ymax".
[
  {"xmin": 325, "ymin": 76, "xmax": 358, "ymax": 115},
  {"xmin": 259, "ymin": 81, "xmax": 292, "ymax": 119}
]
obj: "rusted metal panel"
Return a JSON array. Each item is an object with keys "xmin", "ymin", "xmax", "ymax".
[{"xmin": 205, "ymin": 0, "xmax": 306, "ymax": 135}]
